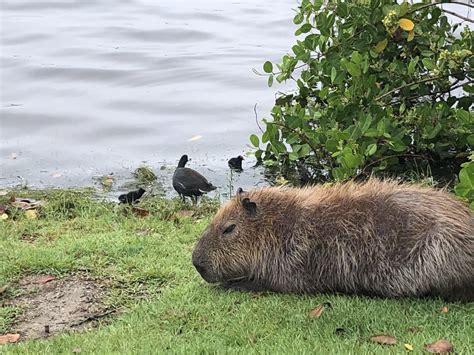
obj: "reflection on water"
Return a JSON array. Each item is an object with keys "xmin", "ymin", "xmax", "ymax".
[{"xmin": 0, "ymin": 0, "xmax": 296, "ymax": 197}]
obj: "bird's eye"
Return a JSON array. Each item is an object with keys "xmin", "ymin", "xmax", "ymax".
[{"xmin": 223, "ymin": 224, "xmax": 236, "ymax": 235}]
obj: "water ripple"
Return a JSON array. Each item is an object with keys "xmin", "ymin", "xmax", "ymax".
[{"xmin": 0, "ymin": 0, "xmax": 296, "ymax": 189}]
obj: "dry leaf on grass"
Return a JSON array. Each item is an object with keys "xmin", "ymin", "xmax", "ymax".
[
  {"xmin": 1, "ymin": 213, "xmax": 8, "ymax": 221},
  {"xmin": 175, "ymin": 210, "xmax": 194, "ymax": 218},
  {"xmin": 370, "ymin": 335, "xmax": 397, "ymax": 345},
  {"xmin": 10, "ymin": 198, "xmax": 45, "ymax": 210},
  {"xmin": 404, "ymin": 343, "xmax": 414, "ymax": 351},
  {"xmin": 0, "ymin": 284, "xmax": 9, "ymax": 295},
  {"xmin": 425, "ymin": 339, "xmax": 454, "ymax": 353},
  {"xmin": 309, "ymin": 302, "xmax": 331, "ymax": 318},
  {"xmin": 132, "ymin": 207, "xmax": 149, "ymax": 218},
  {"xmin": 24, "ymin": 209, "xmax": 37, "ymax": 219},
  {"xmin": 37, "ymin": 275, "xmax": 56, "ymax": 284},
  {"xmin": 0, "ymin": 333, "xmax": 20, "ymax": 344},
  {"xmin": 440, "ymin": 306, "xmax": 448, "ymax": 314}
]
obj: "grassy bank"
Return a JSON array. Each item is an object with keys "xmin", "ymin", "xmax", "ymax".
[{"xmin": 0, "ymin": 189, "xmax": 473, "ymax": 354}]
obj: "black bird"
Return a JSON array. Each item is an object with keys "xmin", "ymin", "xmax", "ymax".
[
  {"xmin": 228, "ymin": 155, "xmax": 244, "ymax": 170},
  {"xmin": 118, "ymin": 188, "xmax": 146, "ymax": 204},
  {"xmin": 173, "ymin": 155, "xmax": 217, "ymax": 202}
]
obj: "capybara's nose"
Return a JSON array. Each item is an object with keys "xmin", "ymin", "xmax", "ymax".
[{"xmin": 193, "ymin": 260, "xmax": 207, "ymax": 276}]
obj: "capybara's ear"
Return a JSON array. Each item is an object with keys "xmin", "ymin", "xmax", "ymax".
[
  {"xmin": 237, "ymin": 187, "xmax": 245, "ymax": 195},
  {"xmin": 242, "ymin": 198, "xmax": 257, "ymax": 215}
]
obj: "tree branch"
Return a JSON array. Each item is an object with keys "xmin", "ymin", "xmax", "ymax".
[
  {"xmin": 269, "ymin": 121, "xmax": 320, "ymax": 157},
  {"xmin": 355, "ymin": 153, "xmax": 427, "ymax": 179},
  {"xmin": 442, "ymin": 8, "xmax": 474, "ymax": 23},
  {"xmin": 254, "ymin": 103, "xmax": 264, "ymax": 133},
  {"xmin": 390, "ymin": 79, "xmax": 473, "ymax": 105},
  {"xmin": 374, "ymin": 70, "xmax": 474, "ymax": 102},
  {"xmin": 408, "ymin": 1, "xmax": 474, "ymax": 14}
]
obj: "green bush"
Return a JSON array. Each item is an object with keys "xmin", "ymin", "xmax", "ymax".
[
  {"xmin": 454, "ymin": 153, "xmax": 474, "ymax": 209},
  {"xmin": 251, "ymin": 0, "xmax": 473, "ymax": 186}
]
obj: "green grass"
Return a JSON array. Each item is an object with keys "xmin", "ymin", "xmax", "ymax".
[{"xmin": 0, "ymin": 189, "xmax": 473, "ymax": 354}]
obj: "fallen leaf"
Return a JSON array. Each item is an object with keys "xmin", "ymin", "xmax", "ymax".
[
  {"xmin": 37, "ymin": 275, "xmax": 56, "ymax": 284},
  {"xmin": 407, "ymin": 30, "xmax": 414, "ymax": 42},
  {"xmin": 24, "ymin": 209, "xmax": 37, "ymax": 219},
  {"xmin": 425, "ymin": 339, "xmax": 454, "ymax": 353},
  {"xmin": 0, "ymin": 333, "xmax": 20, "ymax": 344},
  {"xmin": 132, "ymin": 207, "xmax": 149, "ymax": 218},
  {"xmin": 440, "ymin": 306, "xmax": 448, "ymax": 314},
  {"xmin": 404, "ymin": 343, "xmax": 414, "ymax": 351},
  {"xmin": 309, "ymin": 302, "xmax": 331, "ymax": 318},
  {"xmin": 399, "ymin": 18, "xmax": 414, "ymax": 31},
  {"xmin": 309, "ymin": 304, "xmax": 324, "ymax": 318},
  {"xmin": 188, "ymin": 135, "xmax": 203, "ymax": 142},
  {"xmin": 136, "ymin": 228, "xmax": 153, "ymax": 236},
  {"xmin": 370, "ymin": 335, "xmax": 397, "ymax": 345},
  {"xmin": 11, "ymin": 198, "xmax": 45, "ymax": 210},
  {"xmin": 0, "ymin": 284, "xmax": 8, "ymax": 295},
  {"xmin": 175, "ymin": 210, "xmax": 194, "ymax": 218},
  {"xmin": 1, "ymin": 213, "xmax": 8, "ymax": 221}
]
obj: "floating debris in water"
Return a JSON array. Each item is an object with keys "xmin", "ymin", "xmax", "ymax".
[
  {"xmin": 188, "ymin": 135, "xmax": 203, "ymax": 142},
  {"xmin": 133, "ymin": 166, "xmax": 157, "ymax": 183}
]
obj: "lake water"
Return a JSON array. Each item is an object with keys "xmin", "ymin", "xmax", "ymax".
[{"xmin": 0, "ymin": 0, "xmax": 296, "ymax": 198}]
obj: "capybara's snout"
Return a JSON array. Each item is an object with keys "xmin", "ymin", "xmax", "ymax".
[
  {"xmin": 192, "ymin": 251, "xmax": 207, "ymax": 278},
  {"xmin": 192, "ymin": 237, "xmax": 216, "ymax": 283}
]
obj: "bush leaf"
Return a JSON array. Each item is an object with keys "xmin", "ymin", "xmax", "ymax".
[
  {"xmin": 374, "ymin": 38, "xmax": 388, "ymax": 53},
  {"xmin": 263, "ymin": 61, "xmax": 273, "ymax": 73},
  {"xmin": 399, "ymin": 18, "xmax": 414, "ymax": 31},
  {"xmin": 250, "ymin": 134, "xmax": 260, "ymax": 147}
]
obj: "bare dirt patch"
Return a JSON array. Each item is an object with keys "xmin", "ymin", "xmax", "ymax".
[{"xmin": 6, "ymin": 274, "xmax": 111, "ymax": 341}]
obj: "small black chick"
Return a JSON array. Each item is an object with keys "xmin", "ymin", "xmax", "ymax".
[
  {"xmin": 173, "ymin": 155, "xmax": 217, "ymax": 203},
  {"xmin": 118, "ymin": 188, "xmax": 146, "ymax": 204},
  {"xmin": 228, "ymin": 155, "xmax": 244, "ymax": 170}
]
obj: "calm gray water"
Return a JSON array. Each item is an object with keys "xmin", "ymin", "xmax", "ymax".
[{"xmin": 0, "ymin": 0, "xmax": 296, "ymax": 197}]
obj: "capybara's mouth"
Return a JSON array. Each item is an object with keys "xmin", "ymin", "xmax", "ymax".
[{"xmin": 222, "ymin": 276, "xmax": 267, "ymax": 292}]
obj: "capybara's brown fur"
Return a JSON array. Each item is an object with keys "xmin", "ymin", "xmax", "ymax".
[{"xmin": 192, "ymin": 180, "xmax": 474, "ymax": 301}]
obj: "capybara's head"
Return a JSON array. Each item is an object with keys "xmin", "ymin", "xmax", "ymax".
[{"xmin": 192, "ymin": 187, "xmax": 301, "ymax": 292}]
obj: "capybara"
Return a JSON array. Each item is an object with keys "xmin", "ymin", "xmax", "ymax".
[{"xmin": 192, "ymin": 180, "xmax": 474, "ymax": 301}]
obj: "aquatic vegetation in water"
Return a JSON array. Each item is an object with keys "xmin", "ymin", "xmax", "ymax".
[{"xmin": 133, "ymin": 166, "xmax": 157, "ymax": 183}]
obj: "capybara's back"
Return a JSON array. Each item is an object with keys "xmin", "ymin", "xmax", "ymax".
[{"xmin": 192, "ymin": 180, "xmax": 474, "ymax": 301}]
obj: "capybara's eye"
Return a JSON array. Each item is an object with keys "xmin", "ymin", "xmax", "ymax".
[{"xmin": 223, "ymin": 224, "xmax": 236, "ymax": 235}]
